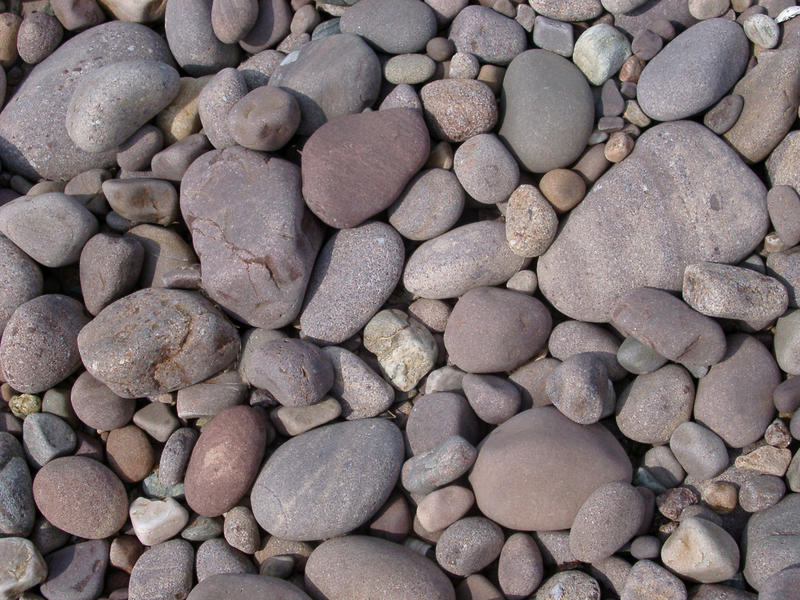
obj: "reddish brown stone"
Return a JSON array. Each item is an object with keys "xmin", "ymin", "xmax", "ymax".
[
  {"xmin": 184, "ymin": 406, "xmax": 267, "ymax": 517},
  {"xmin": 105, "ymin": 425, "xmax": 154, "ymax": 483},
  {"xmin": 301, "ymin": 108, "xmax": 429, "ymax": 229}
]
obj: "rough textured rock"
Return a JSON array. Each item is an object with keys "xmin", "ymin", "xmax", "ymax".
[
  {"xmin": 251, "ymin": 419, "xmax": 403, "ymax": 541},
  {"xmin": 305, "ymin": 536, "xmax": 455, "ymax": 600},
  {"xmin": 499, "ymin": 49, "xmax": 594, "ymax": 173},
  {"xmin": 301, "ymin": 108, "xmax": 429, "ymax": 229},
  {"xmin": 181, "ymin": 146, "xmax": 322, "ymax": 329},
  {"xmin": 403, "ymin": 220, "xmax": 528, "ymax": 299},
  {"xmin": 637, "ymin": 18, "xmax": 748, "ymax": 121},
  {"xmin": 448, "ymin": 5, "xmax": 527, "ymax": 65},
  {"xmin": 538, "ymin": 121, "xmax": 768, "ymax": 322},
  {"xmin": 32, "ymin": 456, "xmax": 128, "ymax": 539},
  {"xmin": 0, "ymin": 21, "xmax": 173, "ymax": 181},
  {"xmin": 469, "ymin": 406, "xmax": 632, "ymax": 531},
  {"xmin": 420, "ymin": 78, "xmax": 498, "ymax": 143},
  {"xmin": 268, "ymin": 34, "xmax": 381, "ymax": 135},
  {"xmin": 444, "ymin": 287, "xmax": 551, "ymax": 373},
  {"xmin": 0, "ymin": 294, "xmax": 89, "ymax": 394},
  {"xmin": 184, "ymin": 406, "xmax": 267, "ymax": 517},
  {"xmin": 77, "ymin": 288, "xmax": 240, "ymax": 398},
  {"xmin": 128, "ymin": 539, "xmax": 194, "ymax": 600},
  {"xmin": 299, "ymin": 221, "xmax": 404, "ymax": 345},
  {"xmin": 0, "ymin": 235, "xmax": 42, "ymax": 334}
]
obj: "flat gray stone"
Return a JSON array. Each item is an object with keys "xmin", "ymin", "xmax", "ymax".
[{"xmin": 537, "ymin": 121, "xmax": 768, "ymax": 322}]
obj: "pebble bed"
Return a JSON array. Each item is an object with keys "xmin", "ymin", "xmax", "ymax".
[{"xmin": 0, "ymin": 0, "xmax": 799, "ymax": 599}]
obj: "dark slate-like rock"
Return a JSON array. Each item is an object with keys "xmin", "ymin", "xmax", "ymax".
[
  {"xmin": 637, "ymin": 19, "xmax": 749, "ymax": 121},
  {"xmin": 498, "ymin": 49, "xmax": 594, "ymax": 173},
  {"xmin": 181, "ymin": 147, "xmax": 323, "ymax": 329},
  {"xmin": 301, "ymin": 109, "xmax": 429, "ymax": 229},
  {"xmin": 267, "ymin": 34, "xmax": 381, "ymax": 135},
  {"xmin": 0, "ymin": 21, "xmax": 173, "ymax": 181},
  {"xmin": 251, "ymin": 419, "xmax": 403, "ymax": 541},
  {"xmin": 77, "ymin": 288, "xmax": 240, "ymax": 398},
  {"xmin": 469, "ymin": 406, "xmax": 632, "ymax": 531},
  {"xmin": 537, "ymin": 121, "xmax": 768, "ymax": 322}
]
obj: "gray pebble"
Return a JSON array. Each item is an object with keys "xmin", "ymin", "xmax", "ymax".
[
  {"xmin": 532, "ymin": 15, "xmax": 574, "ymax": 57},
  {"xmin": 406, "ymin": 392, "xmax": 480, "ymax": 455},
  {"xmin": 449, "ymin": 5, "xmax": 527, "ymax": 65},
  {"xmin": 128, "ymin": 539, "xmax": 195, "ymax": 600},
  {"xmin": 670, "ymin": 421, "xmax": 729, "ymax": 480},
  {"xmin": 631, "ymin": 28, "xmax": 663, "ymax": 60},
  {"xmin": 300, "ymin": 221, "xmax": 404, "ymax": 345},
  {"xmin": 703, "ymin": 94, "xmax": 744, "ymax": 135},
  {"xmin": 124, "ymin": 224, "xmax": 197, "ymax": 288},
  {"xmin": 548, "ymin": 320, "xmax": 626, "ymax": 381},
  {"xmin": 211, "ymin": 0, "xmax": 259, "ymax": 44},
  {"xmin": 0, "ymin": 234, "xmax": 43, "ymax": 334},
  {"xmin": 447, "ymin": 52, "xmax": 479, "ymax": 79},
  {"xmin": 239, "ymin": 0, "xmax": 292, "ymax": 53},
  {"xmin": 228, "ymin": 86, "xmax": 301, "ymax": 151},
  {"xmin": 616, "ymin": 335, "xmax": 668, "ymax": 375},
  {"xmin": 182, "ymin": 516, "xmax": 223, "ymax": 542},
  {"xmin": 133, "ymin": 402, "xmax": 180, "ymax": 443},
  {"xmin": 251, "ymin": 419, "xmax": 403, "ymax": 541},
  {"xmin": 40, "ymin": 539, "xmax": 108, "ymax": 600},
  {"xmin": 573, "ymin": 23, "xmax": 632, "ymax": 86},
  {"xmin": 642, "ymin": 446, "xmax": 686, "ymax": 489},
  {"xmin": 158, "ymin": 428, "xmax": 198, "ymax": 487},
  {"xmin": 79, "ymin": 233, "xmax": 144, "ymax": 316},
  {"xmin": 22, "ymin": 413, "xmax": 77, "ymax": 469},
  {"xmin": 498, "ymin": 532, "xmax": 544, "ymax": 599},
  {"xmin": 616, "ymin": 364, "xmax": 694, "ymax": 445},
  {"xmin": 630, "ymin": 536, "xmax": 661, "ymax": 560},
  {"xmin": 164, "ymin": 0, "xmax": 239, "ymax": 76},
  {"xmin": 775, "ymin": 310, "xmax": 800, "ymax": 375},
  {"xmin": 322, "ymin": 346, "xmax": 393, "ymax": 419},
  {"xmin": 739, "ymin": 474, "xmax": 786, "ymax": 513},
  {"xmin": 29, "ymin": 516, "xmax": 70, "ymax": 556},
  {"xmin": 66, "ymin": 60, "xmax": 180, "ymax": 153},
  {"xmin": 223, "ymin": 506, "xmax": 260, "ymax": 554},
  {"xmin": 237, "ymin": 49, "xmax": 284, "ymax": 88},
  {"xmin": 339, "ymin": 0, "xmax": 436, "ymax": 54},
  {"xmin": 683, "ymin": 261, "xmax": 788, "ymax": 329},
  {"xmin": 462, "ymin": 373, "xmax": 521, "ymax": 425},
  {"xmin": 151, "ymin": 133, "xmax": 212, "ymax": 182},
  {"xmin": 384, "ymin": 53, "xmax": 435, "ymax": 84},
  {"xmin": 401, "ymin": 435, "xmax": 477, "ymax": 495},
  {"xmin": 766, "ymin": 187, "xmax": 800, "ymax": 250},
  {"xmin": 77, "ymin": 288, "xmax": 239, "ymax": 398},
  {"xmin": 176, "ymin": 370, "xmax": 247, "ymax": 419},
  {"xmin": 535, "ymin": 570, "xmax": 601, "ymax": 600},
  {"xmin": 435, "ymin": 516, "xmax": 504, "ymax": 577},
  {"xmin": 0, "ymin": 434, "xmax": 34, "ymax": 536},
  {"xmin": 388, "ymin": 168, "xmax": 465, "ymax": 241},
  {"xmin": 70, "ymin": 371, "xmax": 135, "ymax": 431},
  {"xmin": 196, "ymin": 538, "xmax": 256, "ymax": 582},
  {"xmin": 16, "ymin": 11, "xmax": 63, "ymax": 65},
  {"xmin": 197, "ymin": 67, "xmax": 248, "ymax": 149},
  {"xmin": 0, "ymin": 193, "xmax": 98, "ymax": 268},
  {"xmin": 116, "ymin": 125, "xmax": 164, "ymax": 172},
  {"xmin": 621, "ymin": 559, "xmax": 687, "ymax": 600},
  {"xmin": 1, "ymin": 295, "xmax": 89, "ymax": 394},
  {"xmin": 270, "ymin": 398, "xmax": 342, "ymax": 436},
  {"xmin": 546, "ymin": 353, "xmax": 615, "ymax": 425},
  {"xmin": 454, "ymin": 134, "xmax": 518, "ymax": 205},
  {"xmin": 379, "ymin": 83, "xmax": 423, "ymax": 111}
]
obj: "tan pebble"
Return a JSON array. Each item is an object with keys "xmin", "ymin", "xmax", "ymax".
[
  {"xmin": 426, "ymin": 140, "xmax": 454, "ymax": 169},
  {"xmin": 604, "ymin": 132, "xmax": 635, "ymax": 163},
  {"xmin": 619, "ymin": 55, "xmax": 645, "ymax": 83},
  {"xmin": 701, "ymin": 481, "xmax": 738, "ymax": 514},
  {"xmin": 623, "ymin": 99, "xmax": 651, "ymax": 127},
  {"xmin": 539, "ymin": 168, "xmax": 586, "ymax": 212},
  {"xmin": 764, "ymin": 231, "xmax": 787, "ymax": 253},
  {"xmin": 109, "ymin": 535, "xmax": 144, "ymax": 573},
  {"xmin": 505, "ymin": 184, "xmax": 559, "ymax": 257},
  {"xmin": 734, "ymin": 445, "xmax": 792, "ymax": 476},
  {"xmin": 477, "ymin": 64, "xmax": 505, "ymax": 95},
  {"xmin": 0, "ymin": 12, "xmax": 22, "ymax": 67},
  {"xmin": 572, "ymin": 143, "xmax": 611, "ymax": 183},
  {"xmin": 155, "ymin": 75, "xmax": 213, "ymax": 145}
]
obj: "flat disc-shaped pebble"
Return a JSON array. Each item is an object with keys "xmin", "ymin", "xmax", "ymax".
[
  {"xmin": 181, "ymin": 146, "xmax": 323, "ymax": 330},
  {"xmin": 444, "ymin": 286, "xmax": 552, "ymax": 373},
  {"xmin": 469, "ymin": 406, "xmax": 632, "ymax": 531},
  {"xmin": 188, "ymin": 573, "xmax": 311, "ymax": 600},
  {"xmin": 251, "ymin": 419, "xmax": 404, "ymax": 541},
  {"xmin": 0, "ymin": 21, "xmax": 174, "ymax": 181},
  {"xmin": 404, "ymin": 220, "xmax": 528, "ymax": 299},
  {"xmin": 301, "ymin": 108, "xmax": 429, "ymax": 229},
  {"xmin": 499, "ymin": 49, "xmax": 594, "ymax": 173},
  {"xmin": 77, "ymin": 288, "xmax": 240, "ymax": 398},
  {"xmin": 537, "ymin": 121, "xmax": 768, "ymax": 322},
  {"xmin": 637, "ymin": 18, "xmax": 749, "ymax": 121},
  {"xmin": 0, "ymin": 294, "xmax": 89, "ymax": 394},
  {"xmin": 164, "ymin": 0, "xmax": 239, "ymax": 76},
  {"xmin": 305, "ymin": 535, "xmax": 455, "ymax": 600},
  {"xmin": 184, "ymin": 406, "xmax": 267, "ymax": 517},
  {"xmin": 33, "ymin": 456, "xmax": 128, "ymax": 539},
  {"xmin": 268, "ymin": 33, "xmax": 381, "ymax": 135},
  {"xmin": 66, "ymin": 60, "xmax": 180, "ymax": 153},
  {"xmin": 299, "ymin": 221, "xmax": 404, "ymax": 345}
]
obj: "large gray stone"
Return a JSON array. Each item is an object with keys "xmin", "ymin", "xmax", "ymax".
[
  {"xmin": 339, "ymin": 0, "xmax": 437, "ymax": 54},
  {"xmin": 164, "ymin": 0, "xmax": 240, "ymax": 76},
  {"xmin": 469, "ymin": 406, "xmax": 632, "ymax": 531},
  {"xmin": 251, "ymin": 419, "xmax": 403, "ymax": 541},
  {"xmin": 537, "ymin": 121, "xmax": 768, "ymax": 322},
  {"xmin": 268, "ymin": 34, "xmax": 381, "ymax": 135},
  {"xmin": 181, "ymin": 147, "xmax": 322, "ymax": 329},
  {"xmin": 0, "ymin": 21, "xmax": 173, "ymax": 181},
  {"xmin": 637, "ymin": 19, "xmax": 749, "ymax": 121},
  {"xmin": 499, "ymin": 49, "xmax": 594, "ymax": 173},
  {"xmin": 77, "ymin": 288, "xmax": 240, "ymax": 398},
  {"xmin": 743, "ymin": 494, "xmax": 800, "ymax": 590}
]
